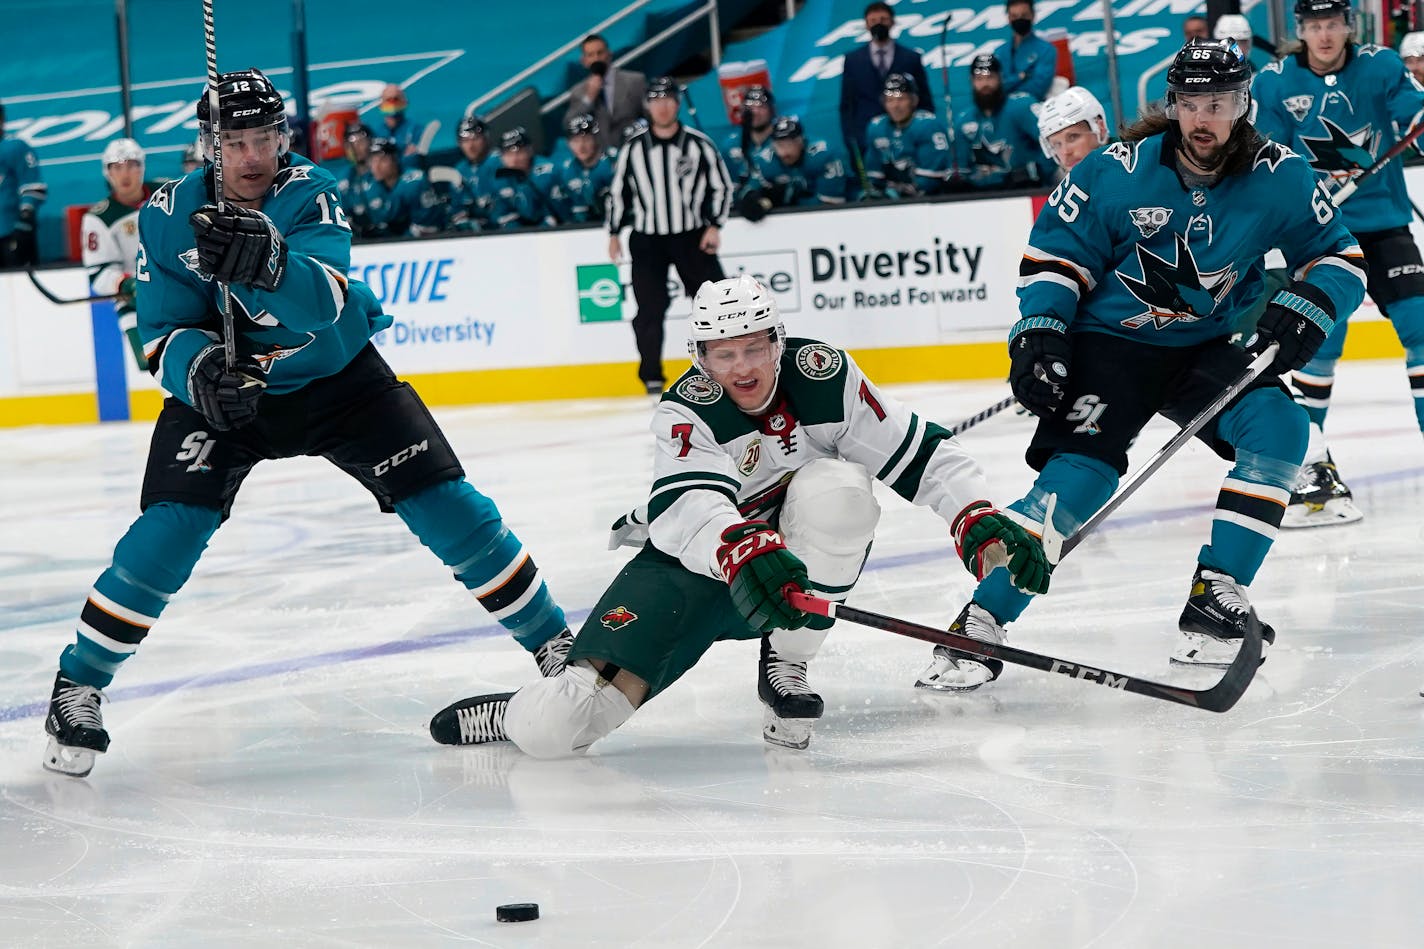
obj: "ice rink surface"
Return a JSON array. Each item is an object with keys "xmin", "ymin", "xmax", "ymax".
[{"xmin": 2, "ymin": 360, "xmax": 1421, "ymax": 948}]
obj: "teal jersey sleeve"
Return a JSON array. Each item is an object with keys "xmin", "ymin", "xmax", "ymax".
[
  {"xmin": 1271, "ymin": 150, "xmax": 1368, "ymax": 320},
  {"xmin": 1016, "ymin": 149, "xmax": 1117, "ymax": 325}
]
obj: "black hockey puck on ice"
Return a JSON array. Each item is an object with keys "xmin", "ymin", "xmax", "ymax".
[{"xmin": 496, "ymin": 903, "xmax": 540, "ymax": 922}]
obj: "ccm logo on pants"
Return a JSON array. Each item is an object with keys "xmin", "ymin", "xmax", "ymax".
[{"xmin": 375, "ymin": 440, "xmax": 429, "ymax": 476}]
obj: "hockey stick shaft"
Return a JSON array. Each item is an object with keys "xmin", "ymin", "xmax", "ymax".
[
  {"xmin": 1330, "ymin": 118, "xmax": 1424, "ymax": 206},
  {"xmin": 25, "ymin": 268, "xmax": 123, "ymax": 306},
  {"xmin": 1040, "ymin": 343, "xmax": 1278, "ymax": 565},
  {"xmin": 680, "ymin": 84, "xmax": 704, "ymax": 133},
  {"xmin": 787, "ymin": 590, "xmax": 1260, "ymax": 712},
  {"xmin": 945, "ymin": 395, "xmax": 1017, "ymax": 437},
  {"xmin": 201, "ymin": 0, "xmax": 236, "ymax": 372}
]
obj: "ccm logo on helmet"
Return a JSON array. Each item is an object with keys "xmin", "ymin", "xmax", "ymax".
[{"xmin": 231, "ymin": 108, "xmax": 263, "ymax": 117}]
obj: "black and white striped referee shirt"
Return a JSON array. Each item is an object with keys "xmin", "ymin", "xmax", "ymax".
[{"xmin": 607, "ymin": 124, "xmax": 733, "ymax": 235}]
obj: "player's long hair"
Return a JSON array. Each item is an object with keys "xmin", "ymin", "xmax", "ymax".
[{"xmin": 1120, "ymin": 103, "xmax": 1264, "ymax": 177}]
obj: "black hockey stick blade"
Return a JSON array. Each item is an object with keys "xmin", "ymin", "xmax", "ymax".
[
  {"xmin": 25, "ymin": 268, "xmax": 124, "ymax": 306},
  {"xmin": 788, "ymin": 590, "xmax": 1261, "ymax": 712}
]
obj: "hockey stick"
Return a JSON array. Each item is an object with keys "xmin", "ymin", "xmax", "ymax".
[
  {"xmin": 680, "ymin": 83, "xmax": 705, "ymax": 133},
  {"xmin": 945, "ymin": 394, "xmax": 1017, "ymax": 437},
  {"xmin": 1039, "ymin": 343, "xmax": 1278, "ymax": 565},
  {"xmin": 937, "ymin": 11, "xmax": 953, "ymax": 119},
  {"xmin": 201, "ymin": 0, "xmax": 237, "ymax": 372},
  {"xmin": 788, "ymin": 590, "xmax": 1261, "ymax": 712},
  {"xmin": 1330, "ymin": 118, "xmax": 1424, "ymax": 206},
  {"xmin": 25, "ymin": 268, "xmax": 123, "ymax": 306},
  {"xmin": 416, "ymin": 118, "xmax": 441, "ymax": 156}
]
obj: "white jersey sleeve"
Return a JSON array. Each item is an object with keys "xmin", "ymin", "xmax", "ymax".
[
  {"xmin": 645, "ymin": 399, "xmax": 745, "ymax": 579},
  {"xmin": 81, "ymin": 209, "xmax": 127, "ymax": 295}
]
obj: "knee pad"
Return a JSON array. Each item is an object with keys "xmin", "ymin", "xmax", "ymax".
[
  {"xmin": 780, "ymin": 459, "xmax": 881, "ymax": 592},
  {"xmin": 395, "ymin": 479, "xmax": 503, "ymax": 569},
  {"xmin": 1010, "ymin": 453, "xmax": 1118, "ymax": 535},
  {"xmin": 104, "ymin": 501, "xmax": 221, "ymax": 605},
  {"xmin": 1217, "ymin": 389, "xmax": 1308, "ymax": 471},
  {"xmin": 504, "ymin": 662, "xmax": 635, "ymax": 759}
]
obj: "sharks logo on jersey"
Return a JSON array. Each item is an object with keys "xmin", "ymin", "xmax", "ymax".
[
  {"xmin": 1103, "ymin": 142, "xmax": 1137, "ymax": 173},
  {"xmin": 1284, "ymin": 94, "xmax": 1314, "ymax": 121},
  {"xmin": 1117, "ymin": 233, "xmax": 1239, "ymax": 330},
  {"xmin": 1299, "ymin": 117, "xmax": 1377, "ymax": 179},
  {"xmin": 271, "ymin": 164, "xmax": 314, "ymax": 196},
  {"xmin": 1128, "ymin": 207, "xmax": 1172, "ymax": 239},
  {"xmin": 179, "ymin": 247, "xmax": 212, "ymax": 282},
  {"xmin": 970, "ymin": 135, "xmax": 1011, "ymax": 173}
]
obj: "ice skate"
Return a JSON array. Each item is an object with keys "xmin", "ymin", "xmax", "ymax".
[
  {"xmin": 532, "ymin": 628, "xmax": 574, "ymax": 678},
  {"xmin": 1173, "ymin": 565, "xmax": 1276, "ymax": 667},
  {"xmin": 429, "ymin": 692, "xmax": 514, "ymax": 745},
  {"xmin": 42, "ymin": 673, "xmax": 110, "ymax": 778},
  {"xmin": 914, "ymin": 602, "xmax": 1006, "ymax": 692},
  {"xmin": 758, "ymin": 636, "xmax": 823, "ymax": 750},
  {"xmin": 1282, "ymin": 453, "xmax": 1362, "ymax": 528}
]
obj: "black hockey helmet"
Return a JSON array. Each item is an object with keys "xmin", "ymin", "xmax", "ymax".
[
  {"xmin": 368, "ymin": 137, "xmax": 401, "ymax": 159},
  {"xmin": 646, "ymin": 76, "xmax": 680, "ymax": 100},
  {"xmin": 195, "ymin": 68, "xmax": 289, "ymax": 163},
  {"xmin": 457, "ymin": 113, "xmax": 487, "ymax": 138},
  {"xmin": 969, "ymin": 54, "xmax": 1002, "ymax": 77},
  {"xmin": 770, "ymin": 115, "xmax": 803, "ymax": 140},
  {"xmin": 1165, "ymin": 40, "xmax": 1251, "ymax": 120},
  {"xmin": 500, "ymin": 126, "xmax": 531, "ymax": 151},
  {"xmin": 1295, "ymin": 0, "xmax": 1354, "ymax": 27},
  {"xmin": 742, "ymin": 84, "xmax": 774, "ymax": 109},
  {"xmin": 565, "ymin": 112, "xmax": 599, "ymax": 138},
  {"xmin": 882, "ymin": 72, "xmax": 917, "ymax": 97},
  {"xmin": 344, "ymin": 121, "xmax": 372, "ymax": 142}
]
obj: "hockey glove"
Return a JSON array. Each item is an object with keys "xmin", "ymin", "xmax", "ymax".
[
  {"xmin": 190, "ymin": 344, "xmax": 267, "ymax": 431},
  {"xmin": 189, "ymin": 204, "xmax": 288, "ymax": 291},
  {"xmin": 9, "ymin": 205, "xmax": 38, "ymax": 266},
  {"xmin": 1247, "ymin": 283, "xmax": 1336, "ymax": 376},
  {"xmin": 951, "ymin": 501, "xmax": 1052, "ymax": 595},
  {"xmin": 717, "ymin": 521, "xmax": 811, "ymax": 634},
  {"xmin": 738, "ymin": 188, "xmax": 772, "ymax": 222},
  {"xmin": 116, "ymin": 275, "xmax": 137, "ymax": 310},
  {"xmin": 1008, "ymin": 317, "xmax": 1072, "ymax": 418}
]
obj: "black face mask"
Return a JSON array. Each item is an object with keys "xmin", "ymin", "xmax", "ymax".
[
  {"xmin": 869, "ymin": 23, "xmax": 891, "ymax": 42},
  {"xmin": 589, "ymin": 60, "xmax": 609, "ymax": 77},
  {"xmin": 1010, "ymin": 17, "xmax": 1033, "ymax": 36}
]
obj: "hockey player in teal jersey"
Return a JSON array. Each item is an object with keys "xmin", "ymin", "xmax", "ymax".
[
  {"xmin": 721, "ymin": 85, "xmax": 777, "ymax": 197},
  {"xmin": 0, "ymin": 100, "xmax": 46, "ymax": 268},
  {"xmin": 545, "ymin": 113, "xmax": 616, "ymax": 224},
  {"xmin": 345, "ymin": 138, "xmax": 444, "ymax": 238},
  {"xmin": 915, "ymin": 40, "xmax": 1367, "ymax": 691},
  {"xmin": 748, "ymin": 116, "xmax": 849, "ymax": 209},
  {"xmin": 1252, "ymin": 0, "xmax": 1424, "ymax": 526},
  {"xmin": 40, "ymin": 69, "xmax": 575, "ymax": 779},
  {"xmin": 485, "ymin": 127, "xmax": 558, "ymax": 230},
  {"xmin": 952, "ymin": 54, "xmax": 1055, "ymax": 190},
  {"xmin": 863, "ymin": 72, "xmax": 953, "ymax": 198},
  {"xmin": 330, "ymin": 121, "xmax": 372, "ymax": 216},
  {"xmin": 450, "ymin": 113, "xmax": 500, "ymax": 231}
]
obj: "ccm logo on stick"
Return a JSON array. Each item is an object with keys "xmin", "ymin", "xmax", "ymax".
[{"xmin": 1049, "ymin": 659, "xmax": 1127, "ymax": 689}]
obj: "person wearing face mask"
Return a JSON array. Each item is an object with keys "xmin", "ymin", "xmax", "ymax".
[
  {"xmin": 838, "ymin": 2, "xmax": 936, "ymax": 157},
  {"xmin": 997, "ymin": 0, "xmax": 1059, "ymax": 102},
  {"xmin": 564, "ymin": 33, "xmax": 648, "ymax": 153}
]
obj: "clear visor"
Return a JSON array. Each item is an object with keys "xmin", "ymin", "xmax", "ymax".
[
  {"xmin": 1166, "ymin": 89, "xmax": 1249, "ymax": 122},
  {"xmin": 201, "ymin": 120, "xmax": 288, "ymax": 164},
  {"xmin": 691, "ymin": 328, "xmax": 783, "ymax": 375}
]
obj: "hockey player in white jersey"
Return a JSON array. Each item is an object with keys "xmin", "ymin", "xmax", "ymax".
[
  {"xmin": 81, "ymin": 138, "xmax": 161, "ymax": 370},
  {"xmin": 428, "ymin": 275, "xmax": 1051, "ymax": 755}
]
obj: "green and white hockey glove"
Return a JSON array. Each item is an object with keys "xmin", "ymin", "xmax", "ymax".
[
  {"xmin": 716, "ymin": 521, "xmax": 810, "ymax": 633},
  {"xmin": 951, "ymin": 501, "xmax": 1052, "ymax": 595}
]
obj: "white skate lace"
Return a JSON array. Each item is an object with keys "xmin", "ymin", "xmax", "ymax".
[
  {"xmin": 765, "ymin": 658, "xmax": 814, "ymax": 696},
  {"xmin": 55, "ymin": 682, "xmax": 105, "ymax": 730},
  {"xmin": 1201, "ymin": 570, "xmax": 1249, "ymax": 616},
  {"xmin": 533, "ymin": 629, "xmax": 573, "ymax": 677},
  {"xmin": 456, "ymin": 699, "xmax": 509, "ymax": 744}
]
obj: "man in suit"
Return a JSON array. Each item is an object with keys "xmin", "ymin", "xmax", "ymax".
[
  {"xmin": 565, "ymin": 33, "xmax": 648, "ymax": 153},
  {"xmin": 839, "ymin": 1, "xmax": 935, "ymax": 158}
]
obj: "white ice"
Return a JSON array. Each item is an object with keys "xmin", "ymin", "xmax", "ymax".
[{"xmin": 2, "ymin": 360, "xmax": 1422, "ymax": 948}]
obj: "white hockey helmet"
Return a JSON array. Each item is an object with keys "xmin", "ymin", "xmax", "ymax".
[
  {"xmin": 1401, "ymin": 31, "xmax": 1424, "ymax": 60},
  {"xmin": 101, "ymin": 137, "xmax": 145, "ymax": 170},
  {"xmin": 1213, "ymin": 14, "xmax": 1252, "ymax": 44},
  {"xmin": 687, "ymin": 274, "xmax": 786, "ymax": 371},
  {"xmin": 1037, "ymin": 86, "xmax": 1108, "ymax": 160}
]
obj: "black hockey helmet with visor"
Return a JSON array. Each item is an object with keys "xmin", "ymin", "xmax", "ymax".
[
  {"xmin": 1165, "ymin": 40, "xmax": 1251, "ymax": 122},
  {"xmin": 195, "ymin": 68, "xmax": 290, "ymax": 163}
]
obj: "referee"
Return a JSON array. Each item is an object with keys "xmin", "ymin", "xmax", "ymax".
[{"xmin": 608, "ymin": 77, "xmax": 733, "ymax": 394}]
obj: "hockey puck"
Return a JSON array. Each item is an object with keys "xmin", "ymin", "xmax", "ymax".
[{"xmin": 496, "ymin": 903, "xmax": 539, "ymax": 922}]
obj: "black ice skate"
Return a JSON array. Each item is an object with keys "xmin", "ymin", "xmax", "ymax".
[
  {"xmin": 532, "ymin": 628, "xmax": 574, "ymax": 678},
  {"xmin": 1282, "ymin": 452, "xmax": 1363, "ymax": 528},
  {"xmin": 429, "ymin": 692, "xmax": 514, "ymax": 745},
  {"xmin": 914, "ymin": 602, "xmax": 1006, "ymax": 692},
  {"xmin": 758, "ymin": 635, "xmax": 823, "ymax": 750},
  {"xmin": 43, "ymin": 673, "xmax": 110, "ymax": 778},
  {"xmin": 1174, "ymin": 565, "xmax": 1277, "ymax": 667}
]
